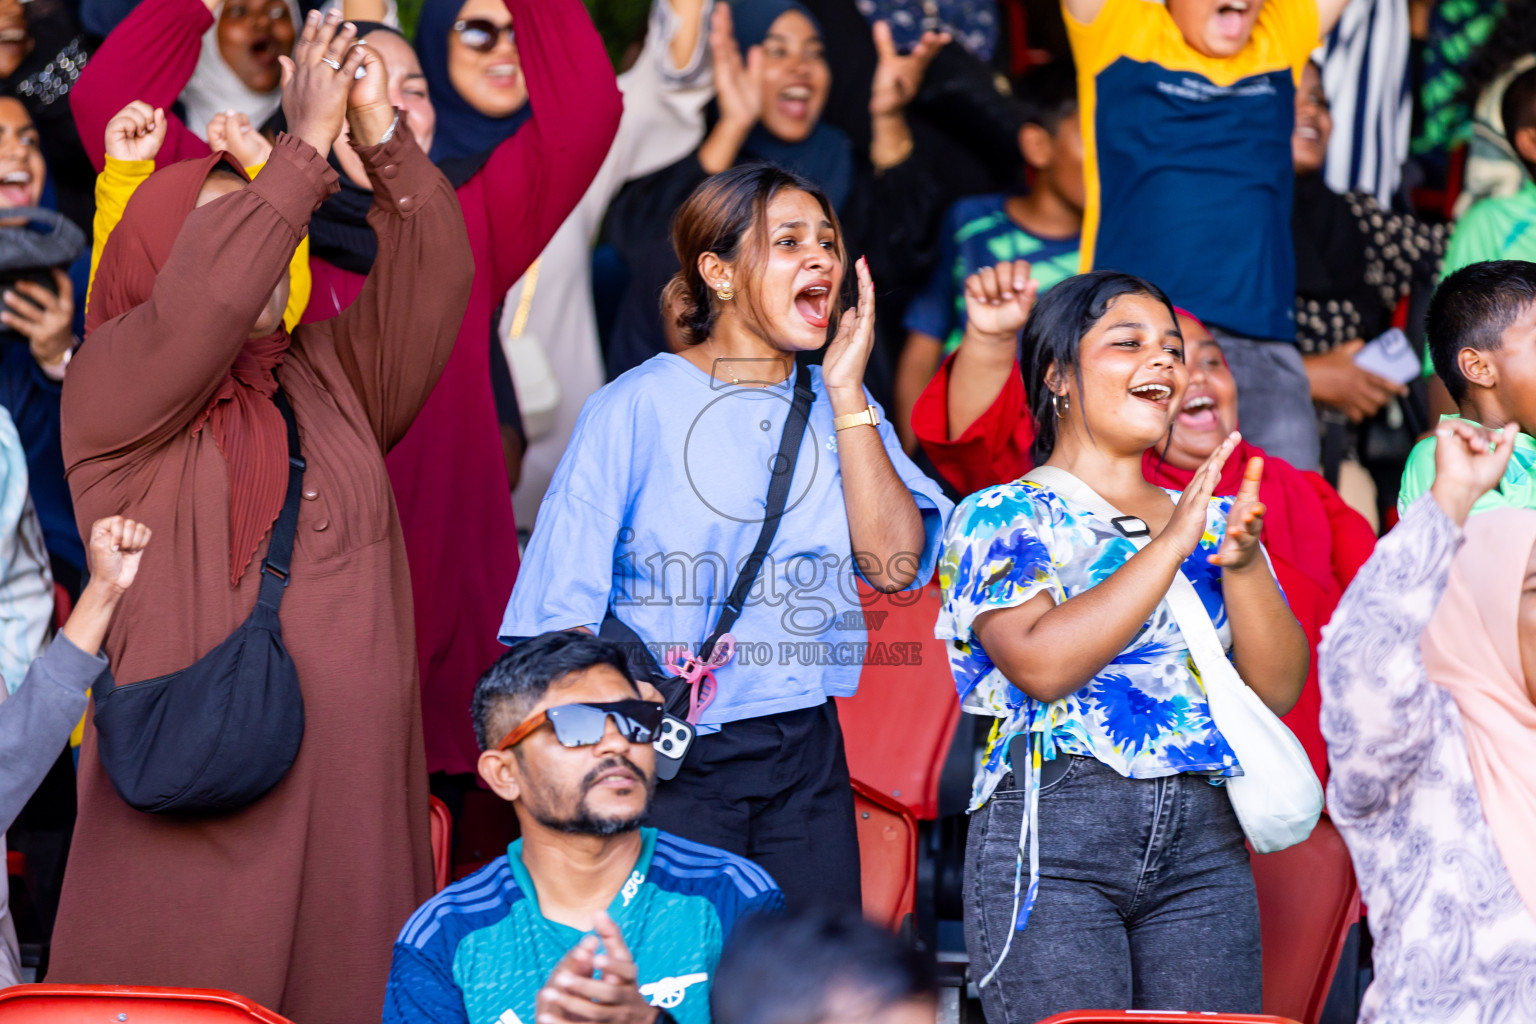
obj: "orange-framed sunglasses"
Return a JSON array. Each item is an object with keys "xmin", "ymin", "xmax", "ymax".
[{"xmin": 496, "ymin": 699, "xmax": 666, "ymax": 752}]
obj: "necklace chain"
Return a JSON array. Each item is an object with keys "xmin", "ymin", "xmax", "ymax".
[{"xmin": 712, "ymin": 356, "xmax": 780, "ymax": 388}]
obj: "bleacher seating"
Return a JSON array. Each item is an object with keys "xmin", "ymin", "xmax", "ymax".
[
  {"xmin": 1250, "ymin": 815, "xmax": 1359, "ymax": 1024},
  {"xmin": 852, "ymin": 778, "xmax": 918, "ymax": 932},
  {"xmin": 0, "ymin": 985, "xmax": 293, "ymax": 1022},
  {"xmin": 1034, "ymin": 1014, "xmax": 1302, "ymax": 1024}
]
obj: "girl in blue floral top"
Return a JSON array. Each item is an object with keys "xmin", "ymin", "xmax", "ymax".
[{"xmin": 936, "ymin": 265, "xmax": 1308, "ymax": 1023}]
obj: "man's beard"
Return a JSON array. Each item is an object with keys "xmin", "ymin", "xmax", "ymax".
[{"xmin": 530, "ymin": 755, "xmax": 655, "ymax": 837}]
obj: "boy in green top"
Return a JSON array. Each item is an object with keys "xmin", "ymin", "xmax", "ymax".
[
  {"xmin": 1422, "ymin": 66, "xmax": 1536, "ymax": 379},
  {"xmin": 1442, "ymin": 67, "xmax": 1536, "ymax": 277},
  {"xmin": 1401, "ymin": 260, "xmax": 1536, "ymax": 515}
]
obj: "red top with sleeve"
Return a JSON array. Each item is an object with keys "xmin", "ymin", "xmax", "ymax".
[
  {"xmin": 70, "ymin": 0, "xmax": 218, "ymax": 172},
  {"xmin": 913, "ymin": 355, "xmax": 1377, "ymax": 781},
  {"xmin": 71, "ymin": 0, "xmax": 624, "ymax": 776}
]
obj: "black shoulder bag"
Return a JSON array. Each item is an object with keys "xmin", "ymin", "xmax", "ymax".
[
  {"xmin": 93, "ymin": 388, "xmax": 308, "ymax": 815},
  {"xmin": 600, "ymin": 362, "xmax": 816, "ymax": 702}
]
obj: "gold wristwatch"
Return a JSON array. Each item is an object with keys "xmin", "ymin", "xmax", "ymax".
[{"xmin": 833, "ymin": 405, "xmax": 880, "ymax": 431}]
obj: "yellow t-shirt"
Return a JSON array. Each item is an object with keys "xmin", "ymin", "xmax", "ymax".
[{"xmin": 1064, "ymin": 0, "xmax": 1318, "ymax": 340}]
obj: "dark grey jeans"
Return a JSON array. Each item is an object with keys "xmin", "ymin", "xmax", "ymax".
[{"xmin": 964, "ymin": 756, "xmax": 1262, "ymax": 1024}]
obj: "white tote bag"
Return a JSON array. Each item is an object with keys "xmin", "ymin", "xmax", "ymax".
[
  {"xmin": 1024, "ymin": 466, "xmax": 1323, "ymax": 853},
  {"xmin": 499, "ymin": 259, "xmax": 562, "ymax": 442}
]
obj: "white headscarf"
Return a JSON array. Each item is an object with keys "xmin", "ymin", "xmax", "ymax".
[{"xmin": 179, "ymin": 0, "xmax": 301, "ymax": 141}]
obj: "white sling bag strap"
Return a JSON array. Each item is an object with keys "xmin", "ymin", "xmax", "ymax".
[{"xmin": 1023, "ymin": 466, "xmax": 1323, "ymax": 853}]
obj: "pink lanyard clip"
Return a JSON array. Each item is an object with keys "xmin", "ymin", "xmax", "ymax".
[{"xmin": 663, "ymin": 634, "xmax": 736, "ymax": 725}]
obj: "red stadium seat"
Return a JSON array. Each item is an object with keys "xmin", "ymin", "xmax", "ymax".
[
  {"xmin": 840, "ymin": 581, "xmax": 959, "ymax": 821},
  {"xmin": 1034, "ymin": 1014, "xmax": 1302, "ymax": 1024},
  {"xmin": 0, "ymin": 986, "xmax": 294, "ymax": 1022},
  {"xmin": 852, "ymin": 778, "xmax": 917, "ymax": 932},
  {"xmin": 1251, "ymin": 815, "xmax": 1359, "ymax": 1024},
  {"xmin": 429, "ymin": 795, "xmax": 452, "ymax": 893}
]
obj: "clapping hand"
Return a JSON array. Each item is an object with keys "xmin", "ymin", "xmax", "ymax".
[
  {"xmin": 1157, "ymin": 431, "xmax": 1241, "ymax": 562},
  {"xmin": 869, "ymin": 20, "xmax": 949, "ymax": 118},
  {"xmin": 710, "ymin": 3, "xmax": 764, "ymax": 132},
  {"xmin": 344, "ymin": 37, "xmax": 393, "ymax": 147},
  {"xmin": 1430, "ymin": 419, "xmax": 1518, "ymax": 526},
  {"xmin": 206, "ymin": 110, "xmax": 273, "ymax": 171},
  {"xmin": 962, "ymin": 260, "xmax": 1038, "ymax": 341},
  {"xmin": 536, "ymin": 913, "xmax": 658, "ymax": 1024},
  {"xmin": 104, "ymin": 101, "xmax": 167, "ymax": 163},
  {"xmin": 278, "ymin": 8, "xmax": 368, "ymax": 158},
  {"xmin": 1210, "ymin": 456, "xmax": 1266, "ymax": 571}
]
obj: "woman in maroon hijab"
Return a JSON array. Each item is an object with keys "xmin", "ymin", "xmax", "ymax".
[
  {"xmin": 70, "ymin": 0, "xmax": 623, "ymax": 781},
  {"xmin": 50, "ymin": 14, "xmax": 473, "ymax": 1022}
]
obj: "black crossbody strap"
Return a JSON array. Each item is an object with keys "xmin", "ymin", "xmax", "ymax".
[
  {"xmin": 700, "ymin": 362, "xmax": 816, "ymax": 660},
  {"xmin": 256, "ymin": 386, "xmax": 307, "ymax": 609}
]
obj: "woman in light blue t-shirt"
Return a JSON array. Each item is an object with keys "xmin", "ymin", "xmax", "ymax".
[{"xmin": 501, "ymin": 162, "xmax": 951, "ymax": 911}]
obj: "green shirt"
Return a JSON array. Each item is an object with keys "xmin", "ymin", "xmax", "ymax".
[
  {"xmin": 384, "ymin": 829, "xmax": 783, "ymax": 1024},
  {"xmin": 1398, "ymin": 415, "xmax": 1536, "ymax": 515},
  {"xmin": 1444, "ymin": 180, "xmax": 1536, "ymax": 274},
  {"xmin": 902, "ymin": 193, "xmax": 1080, "ymax": 355},
  {"xmin": 1423, "ymin": 180, "xmax": 1536, "ymax": 376}
]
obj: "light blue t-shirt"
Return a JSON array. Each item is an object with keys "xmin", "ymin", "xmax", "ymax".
[{"xmin": 500, "ymin": 354, "xmax": 952, "ymax": 729}]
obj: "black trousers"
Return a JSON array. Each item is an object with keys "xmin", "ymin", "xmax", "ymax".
[{"xmin": 646, "ymin": 700, "xmax": 862, "ymax": 914}]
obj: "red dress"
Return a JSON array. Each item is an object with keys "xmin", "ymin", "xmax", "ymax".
[
  {"xmin": 913, "ymin": 356, "xmax": 1377, "ymax": 781},
  {"xmin": 72, "ymin": 0, "xmax": 623, "ymax": 775}
]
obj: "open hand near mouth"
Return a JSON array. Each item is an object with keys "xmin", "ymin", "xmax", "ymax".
[{"xmin": 822, "ymin": 257, "xmax": 877, "ymax": 411}]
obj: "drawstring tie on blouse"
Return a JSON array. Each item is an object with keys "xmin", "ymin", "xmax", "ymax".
[{"xmin": 979, "ymin": 705, "xmax": 1051, "ymax": 989}]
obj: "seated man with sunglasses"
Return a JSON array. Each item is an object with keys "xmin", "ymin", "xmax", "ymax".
[{"xmin": 384, "ymin": 631, "xmax": 784, "ymax": 1024}]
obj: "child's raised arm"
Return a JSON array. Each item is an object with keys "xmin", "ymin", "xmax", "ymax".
[{"xmin": 0, "ymin": 516, "xmax": 151, "ymax": 832}]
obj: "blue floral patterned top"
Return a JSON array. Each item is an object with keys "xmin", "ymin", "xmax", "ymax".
[{"xmin": 937, "ymin": 480, "xmax": 1247, "ymax": 811}]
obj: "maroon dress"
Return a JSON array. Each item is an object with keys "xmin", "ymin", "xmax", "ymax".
[
  {"xmin": 50, "ymin": 132, "xmax": 472, "ymax": 1024},
  {"xmin": 70, "ymin": 0, "xmax": 623, "ymax": 776}
]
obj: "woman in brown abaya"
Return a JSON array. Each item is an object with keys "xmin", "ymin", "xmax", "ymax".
[{"xmin": 48, "ymin": 11, "xmax": 472, "ymax": 1022}]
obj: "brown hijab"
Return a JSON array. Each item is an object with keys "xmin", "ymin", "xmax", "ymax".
[{"xmin": 88, "ymin": 151, "xmax": 292, "ymax": 585}]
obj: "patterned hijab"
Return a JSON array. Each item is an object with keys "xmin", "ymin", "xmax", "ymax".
[{"xmin": 88, "ymin": 152, "xmax": 292, "ymax": 586}]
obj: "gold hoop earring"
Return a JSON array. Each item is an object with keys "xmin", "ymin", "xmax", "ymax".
[
  {"xmin": 716, "ymin": 283, "xmax": 735, "ymax": 301},
  {"xmin": 1052, "ymin": 391, "xmax": 1069, "ymax": 418}
]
